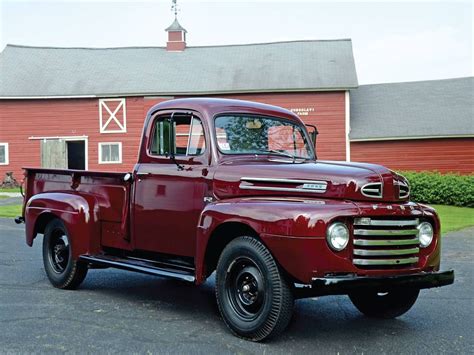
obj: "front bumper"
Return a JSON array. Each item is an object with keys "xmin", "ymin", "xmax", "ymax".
[{"xmin": 294, "ymin": 270, "xmax": 454, "ymax": 299}]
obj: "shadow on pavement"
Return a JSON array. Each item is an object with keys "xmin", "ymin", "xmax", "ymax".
[{"xmin": 77, "ymin": 269, "xmax": 415, "ymax": 344}]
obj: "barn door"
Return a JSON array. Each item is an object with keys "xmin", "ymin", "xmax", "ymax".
[
  {"xmin": 66, "ymin": 141, "xmax": 86, "ymax": 170},
  {"xmin": 41, "ymin": 139, "xmax": 67, "ymax": 169}
]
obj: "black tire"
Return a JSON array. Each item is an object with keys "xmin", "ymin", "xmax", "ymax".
[
  {"xmin": 42, "ymin": 218, "xmax": 88, "ymax": 289},
  {"xmin": 349, "ymin": 288, "xmax": 420, "ymax": 319},
  {"xmin": 215, "ymin": 236, "xmax": 294, "ymax": 341}
]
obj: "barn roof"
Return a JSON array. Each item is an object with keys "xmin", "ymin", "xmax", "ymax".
[
  {"xmin": 0, "ymin": 40, "xmax": 358, "ymax": 98},
  {"xmin": 350, "ymin": 77, "xmax": 474, "ymax": 141}
]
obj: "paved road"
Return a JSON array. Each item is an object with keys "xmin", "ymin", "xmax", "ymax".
[
  {"xmin": 0, "ymin": 218, "xmax": 472, "ymax": 354},
  {"xmin": 0, "ymin": 196, "xmax": 22, "ymax": 206}
]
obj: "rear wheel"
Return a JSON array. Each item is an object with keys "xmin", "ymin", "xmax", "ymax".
[
  {"xmin": 215, "ymin": 236, "xmax": 294, "ymax": 341},
  {"xmin": 349, "ymin": 288, "xmax": 420, "ymax": 319},
  {"xmin": 42, "ymin": 219, "xmax": 88, "ymax": 289}
]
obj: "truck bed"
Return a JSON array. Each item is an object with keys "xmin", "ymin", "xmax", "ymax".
[{"xmin": 23, "ymin": 168, "xmax": 130, "ymax": 236}]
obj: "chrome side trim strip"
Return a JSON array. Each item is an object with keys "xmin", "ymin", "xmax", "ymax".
[
  {"xmin": 354, "ymin": 218, "xmax": 419, "ymax": 227},
  {"xmin": 241, "ymin": 177, "xmax": 327, "ymax": 186},
  {"xmin": 241, "ymin": 177, "xmax": 326, "ymax": 184},
  {"xmin": 354, "ymin": 229, "xmax": 418, "ymax": 236},
  {"xmin": 239, "ymin": 185, "xmax": 326, "ymax": 194},
  {"xmin": 353, "ymin": 257, "xmax": 419, "ymax": 266},
  {"xmin": 240, "ymin": 177, "xmax": 327, "ymax": 193},
  {"xmin": 353, "ymin": 248, "xmax": 419, "ymax": 256},
  {"xmin": 354, "ymin": 238, "xmax": 420, "ymax": 246}
]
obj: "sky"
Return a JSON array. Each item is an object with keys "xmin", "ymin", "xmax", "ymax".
[{"xmin": 0, "ymin": 0, "xmax": 472, "ymax": 84}]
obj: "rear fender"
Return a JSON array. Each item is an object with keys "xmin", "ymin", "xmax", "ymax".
[{"xmin": 25, "ymin": 192, "xmax": 101, "ymax": 258}]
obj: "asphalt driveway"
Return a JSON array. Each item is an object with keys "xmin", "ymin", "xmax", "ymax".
[{"xmin": 0, "ymin": 218, "xmax": 472, "ymax": 354}]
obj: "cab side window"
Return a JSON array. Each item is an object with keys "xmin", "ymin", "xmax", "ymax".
[{"xmin": 150, "ymin": 115, "xmax": 206, "ymax": 156}]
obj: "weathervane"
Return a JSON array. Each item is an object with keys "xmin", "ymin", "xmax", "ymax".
[{"xmin": 171, "ymin": 0, "xmax": 179, "ymax": 18}]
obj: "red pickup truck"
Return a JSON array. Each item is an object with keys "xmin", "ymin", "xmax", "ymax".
[{"xmin": 17, "ymin": 98, "xmax": 454, "ymax": 341}]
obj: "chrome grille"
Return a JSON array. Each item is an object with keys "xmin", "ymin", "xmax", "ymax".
[
  {"xmin": 361, "ymin": 182, "xmax": 382, "ymax": 198},
  {"xmin": 353, "ymin": 218, "xmax": 419, "ymax": 268}
]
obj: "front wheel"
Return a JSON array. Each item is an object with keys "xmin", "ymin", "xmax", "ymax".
[
  {"xmin": 42, "ymin": 218, "xmax": 88, "ymax": 289},
  {"xmin": 215, "ymin": 236, "xmax": 294, "ymax": 341},
  {"xmin": 349, "ymin": 288, "xmax": 420, "ymax": 319}
]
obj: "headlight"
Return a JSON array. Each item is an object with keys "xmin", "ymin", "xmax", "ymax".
[
  {"xmin": 418, "ymin": 222, "xmax": 434, "ymax": 248},
  {"xmin": 326, "ymin": 222, "xmax": 350, "ymax": 251}
]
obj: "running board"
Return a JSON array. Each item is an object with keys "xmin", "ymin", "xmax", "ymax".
[{"xmin": 79, "ymin": 255, "xmax": 195, "ymax": 282}]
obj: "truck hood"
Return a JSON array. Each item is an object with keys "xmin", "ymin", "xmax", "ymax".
[{"xmin": 213, "ymin": 158, "xmax": 409, "ymax": 203}]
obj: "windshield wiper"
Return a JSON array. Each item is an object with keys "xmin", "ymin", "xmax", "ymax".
[
  {"xmin": 263, "ymin": 150, "xmax": 315, "ymax": 162},
  {"xmin": 261, "ymin": 149, "xmax": 298, "ymax": 162}
]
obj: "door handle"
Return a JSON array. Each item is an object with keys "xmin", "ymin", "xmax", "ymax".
[{"xmin": 136, "ymin": 172, "xmax": 152, "ymax": 181}]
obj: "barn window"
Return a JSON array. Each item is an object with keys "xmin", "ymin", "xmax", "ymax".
[
  {"xmin": 98, "ymin": 142, "xmax": 122, "ymax": 164},
  {"xmin": 99, "ymin": 99, "xmax": 127, "ymax": 133},
  {"xmin": 0, "ymin": 143, "xmax": 9, "ymax": 165}
]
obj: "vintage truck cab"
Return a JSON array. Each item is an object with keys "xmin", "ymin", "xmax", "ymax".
[{"xmin": 19, "ymin": 98, "xmax": 454, "ymax": 341}]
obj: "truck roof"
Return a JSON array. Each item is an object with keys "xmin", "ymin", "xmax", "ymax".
[{"xmin": 148, "ymin": 97, "xmax": 303, "ymax": 124}]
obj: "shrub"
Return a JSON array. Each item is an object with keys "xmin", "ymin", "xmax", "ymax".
[{"xmin": 399, "ymin": 171, "xmax": 474, "ymax": 208}]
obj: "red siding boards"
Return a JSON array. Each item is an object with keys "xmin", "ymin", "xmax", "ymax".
[
  {"xmin": 351, "ymin": 138, "xmax": 474, "ymax": 174},
  {"xmin": 0, "ymin": 98, "xmax": 148, "ymax": 179},
  {"xmin": 4, "ymin": 93, "xmax": 470, "ymax": 179},
  {"xmin": 0, "ymin": 92, "xmax": 346, "ymax": 181}
]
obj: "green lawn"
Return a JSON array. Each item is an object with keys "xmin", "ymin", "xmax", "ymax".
[
  {"xmin": 432, "ymin": 205, "xmax": 474, "ymax": 234},
  {"xmin": 0, "ymin": 205, "xmax": 22, "ymax": 218},
  {"xmin": 0, "ymin": 204, "xmax": 472, "ymax": 234},
  {"xmin": 0, "ymin": 187, "xmax": 21, "ymax": 193}
]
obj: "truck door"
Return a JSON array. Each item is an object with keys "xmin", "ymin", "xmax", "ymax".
[{"xmin": 133, "ymin": 112, "xmax": 211, "ymax": 257}]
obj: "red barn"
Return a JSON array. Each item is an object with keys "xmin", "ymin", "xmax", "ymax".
[
  {"xmin": 0, "ymin": 21, "xmax": 358, "ymax": 181},
  {"xmin": 1, "ymin": 18, "xmax": 472, "ymax": 182},
  {"xmin": 350, "ymin": 77, "xmax": 474, "ymax": 174}
]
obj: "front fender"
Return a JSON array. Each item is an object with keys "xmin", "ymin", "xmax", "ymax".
[
  {"xmin": 195, "ymin": 197, "xmax": 359, "ymax": 284},
  {"xmin": 25, "ymin": 192, "xmax": 101, "ymax": 258}
]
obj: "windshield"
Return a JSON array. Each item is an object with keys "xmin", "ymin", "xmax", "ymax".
[{"xmin": 215, "ymin": 115, "xmax": 314, "ymax": 159}]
